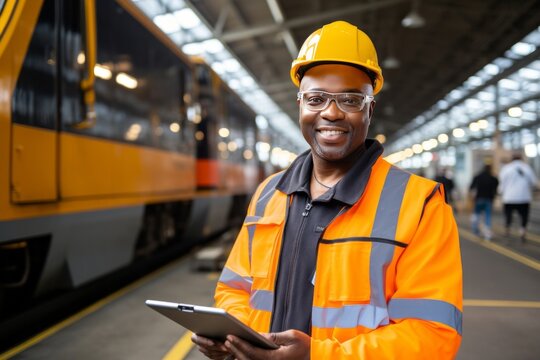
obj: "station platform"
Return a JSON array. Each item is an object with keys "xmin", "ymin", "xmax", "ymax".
[{"xmin": 2, "ymin": 207, "xmax": 540, "ymax": 360}]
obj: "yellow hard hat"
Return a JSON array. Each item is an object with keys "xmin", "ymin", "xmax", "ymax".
[{"xmin": 290, "ymin": 21, "xmax": 384, "ymax": 94}]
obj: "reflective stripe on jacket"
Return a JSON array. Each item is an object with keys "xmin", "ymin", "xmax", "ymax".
[{"xmin": 215, "ymin": 156, "xmax": 463, "ymax": 359}]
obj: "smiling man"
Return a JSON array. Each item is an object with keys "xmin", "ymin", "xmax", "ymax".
[{"xmin": 193, "ymin": 21, "xmax": 463, "ymax": 360}]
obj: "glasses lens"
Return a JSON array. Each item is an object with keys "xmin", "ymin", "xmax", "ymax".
[
  {"xmin": 301, "ymin": 92, "xmax": 367, "ymax": 113},
  {"xmin": 336, "ymin": 93, "xmax": 366, "ymax": 112},
  {"xmin": 302, "ymin": 92, "xmax": 329, "ymax": 111}
]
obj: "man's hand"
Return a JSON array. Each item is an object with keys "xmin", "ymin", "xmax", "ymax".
[
  {"xmin": 224, "ymin": 329, "xmax": 310, "ymax": 360},
  {"xmin": 191, "ymin": 333, "xmax": 231, "ymax": 360}
]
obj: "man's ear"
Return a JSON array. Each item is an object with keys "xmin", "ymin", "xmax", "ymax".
[{"xmin": 368, "ymin": 100, "xmax": 376, "ymax": 121}]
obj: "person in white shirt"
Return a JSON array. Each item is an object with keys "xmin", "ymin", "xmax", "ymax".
[{"xmin": 499, "ymin": 154, "xmax": 538, "ymax": 241}]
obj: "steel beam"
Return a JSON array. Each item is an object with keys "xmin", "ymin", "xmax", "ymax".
[
  {"xmin": 266, "ymin": 0, "xmax": 298, "ymax": 59},
  {"xmin": 218, "ymin": 0, "xmax": 407, "ymax": 43}
]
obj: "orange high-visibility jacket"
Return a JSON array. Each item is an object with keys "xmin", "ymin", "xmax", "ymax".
[{"xmin": 216, "ymin": 155, "xmax": 463, "ymax": 359}]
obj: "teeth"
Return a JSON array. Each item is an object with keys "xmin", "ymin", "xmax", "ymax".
[{"xmin": 320, "ymin": 130, "xmax": 345, "ymax": 136}]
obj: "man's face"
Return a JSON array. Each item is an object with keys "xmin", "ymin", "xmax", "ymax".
[{"xmin": 298, "ymin": 64, "xmax": 375, "ymax": 163}]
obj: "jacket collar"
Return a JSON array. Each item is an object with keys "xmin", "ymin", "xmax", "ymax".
[{"xmin": 276, "ymin": 139, "xmax": 384, "ymax": 205}]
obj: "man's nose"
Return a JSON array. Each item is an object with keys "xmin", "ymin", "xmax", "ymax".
[{"xmin": 320, "ymin": 99, "xmax": 345, "ymax": 120}]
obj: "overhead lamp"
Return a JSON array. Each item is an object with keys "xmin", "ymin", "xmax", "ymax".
[
  {"xmin": 382, "ymin": 38, "xmax": 400, "ymax": 69},
  {"xmin": 115, "ymin": 72, "xmax": 138, "ymax": 89},
  {"xmin": 174, "ymin": 8, "xmax": 201, "ymax": 30},
  {"xmin": 382, "ymin": 55, "xmax": 400, "ymax": 69},
  {"xmin": 402, "ymin": 0, "xmax": 426, "ymax": 28}
]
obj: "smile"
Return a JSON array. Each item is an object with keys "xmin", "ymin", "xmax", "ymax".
[
  {"xmin": 318, "ymin": 129, "xmax": 346, "ymax": 136},
  {"xmin": 317, "ymin": 129, "xmax": 346, "ymax": 136}
]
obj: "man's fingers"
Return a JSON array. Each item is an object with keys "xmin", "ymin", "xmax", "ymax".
[
  {"xmin": 225, "ymin": 335, "xmax": 267, "ymax": 360},
  {"xmin": 267, "ymin": 330, "xmax": 296, "ymax": 345},
  {"xmin": 192, "ymin": 334, "xmax": 215, "ymax": 346},
  {"xmin": 192, "ymin": 334, "xmax": 231, "ymax": 359}
]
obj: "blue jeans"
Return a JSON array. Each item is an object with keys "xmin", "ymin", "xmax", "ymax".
[{"xmin": 472, "ymin": 198, "xmax": 493, "ymax": 233}]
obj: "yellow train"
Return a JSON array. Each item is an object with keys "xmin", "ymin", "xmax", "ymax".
[{"xmin": 0, "ymin": 0, "xmax": 283, "ymax": 318}]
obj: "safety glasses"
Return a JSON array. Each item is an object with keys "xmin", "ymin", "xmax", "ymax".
[{"xmin": 297, "ymin": 90, "xmax": 374, "ymax": 113}]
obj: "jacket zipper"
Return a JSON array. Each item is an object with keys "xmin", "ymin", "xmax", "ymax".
[
  {"xmin": 281, "ymin": 200, "xmax": 312, "ymax": 329},
  {"xmin": 311, "ymin": 205, "xmax": 348, "ymax": 285}
]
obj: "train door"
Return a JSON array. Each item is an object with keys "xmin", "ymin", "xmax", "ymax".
[{"xmin": 10, "ymin": 0, "xmax": 59, "ymax": 203}]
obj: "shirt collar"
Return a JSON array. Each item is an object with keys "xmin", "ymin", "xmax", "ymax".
[{"xmin": 276, "ymin": 139, "xmax": 384, "ymax": 205}]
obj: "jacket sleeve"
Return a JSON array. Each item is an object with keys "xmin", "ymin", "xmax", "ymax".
[
  {"xmin": 214, "ymin": 184, "xmax": 262, "ymax": 324},
  {"xmin": 311, "ymin": 188, "xmax": 463, "ymax": 359}
]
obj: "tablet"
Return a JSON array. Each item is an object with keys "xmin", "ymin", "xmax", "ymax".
[{"xmin": 145, "ymin": 300, "xmax": 278, "ymax": 350}]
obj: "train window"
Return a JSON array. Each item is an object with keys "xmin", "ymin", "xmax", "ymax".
[
  {"xmin": 62, "ymin": 0, "xmax": 194, "ymax": 155},
  {"xmin": 0, "ymin": 0, "xmax": 6, "ymax": 16},
  {"xmin": 59, "ymin": 0, "xmax": 85, "ymax": 130},
  {"xmin": 225, "ymin": 92, "xmax": 257, "ymax": 164},
  {"xmin": 11, "ymin": 0, "xmax": 57, "ymax": 130}
]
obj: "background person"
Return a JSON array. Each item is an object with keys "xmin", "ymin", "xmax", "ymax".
[
  {"xmin": 435, "ymin": 168, "xmax": 456, "ymax": 208},
  {"xmin": 499, "ymin": 153, "xmax": 538, "ymax": 241},
  {"xmin": 469, "ymin": 164, "xmax": 499, "ymax": 240},
  {"xmin": 192, "ymin": 20, "xmax": 463, "ymax": 360}
]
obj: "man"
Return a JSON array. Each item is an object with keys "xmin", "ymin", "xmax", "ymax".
[
  {"xmin": 193, "ymin": 21, "xmax": 462, "ymax": 359},
  {"xmin": 499, "ymin": 154, "xmax": 537, "ymax": 241},
  {"xmin": 469, "ymin": 164, "xmax": 499, "ymax": 240}
]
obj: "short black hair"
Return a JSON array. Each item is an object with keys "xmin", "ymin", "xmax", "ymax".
[{"xmin": 297, "ymin": 61, "xmax": 377, "ymax": 88}]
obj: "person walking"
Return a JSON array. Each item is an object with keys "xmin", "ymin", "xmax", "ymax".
[
  {"xmin": 499, "ymin": 154, "xmax": 537, "ymax": 241},
  {"xmin": 193, "ymin": 20, "xmax": 462, "ymax": 359},
  {"xmin": 469, "ymin": 164, "xmax": 499, "ymax": 240}
]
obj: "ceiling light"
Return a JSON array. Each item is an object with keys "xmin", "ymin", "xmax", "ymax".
[
  {"xmin": 452, "ymin": 128, "xmax": 465, "ymax": 138},
  {"xmin": 182, "ymin": 42, "xmax": 202, "ymax": 55},
  {"xmin": 202, "ymin": 39, "xmax": 224, "ymax": 54},
  {"xmin": 525, "ymin": 143, "xmax": 537, "ymax": 158},
  {"xmin": 499, "ymin": 78, "xmax": 520, "ymax": 90},
  {"xmin": 519, "ymin": 67, "xmax": 540, "ymax": 80},
  {"xmin": 469, "ymin": 122, "xmax": 480, "ymax": 132},
  {"xmin": 508, "ymin": 107, "xmax": 523, "ymax": 117},
  {"xmin": 402, "ymin": 0, "xmax": 425, "ymax": 28},
  {"xmin": 438, "ymin": 133, "xmax": 448, "ymax": 143},
  {"xmin": 94, "ymin": 64, "xmax": 112, "ymax": 80},
  {"xmin": 382, "ymin": 55, "xmax": 400, "ymax": 69},
  {"xmin": 174, "ymin": 8, "xmax": 201, "ymax": 29},
  {"xmin": 477, "ymin": 119, "xmax": 489, "ymax": 129},
  {"xmin": 116, "ymin": 72, "xmax": 138, "ymax": 89},
  {"xmin": 404, "ymin": 148, "xmax": 414, "ymax": 157},
  {"xmin": 218, "ymin": 127, "xmax": 230, "ymax": 137},
  {"xmin": 256, "ymin": 115, "xmax": 269, "ymax": 130},
  {"xmin": 511, "ymin": 42, "xmax": 536, "ymax": 57},
  {"xmin": 222, "ymin": 58, "xmax": 241, "ymax": 72},
  {"xmin": 153, "ymin": 13, "xmax": 181, "ymax": 34},
  {"xmin": 77, "ymin": 52, "xmax": 85, "ymax": 65},
  {"xmin": 483, "ymin": 63, "xmax": 499, "ymax": 76},
  {"xmin": 412, "ymin": 144, "xmax": 423, "ymax": 154}
]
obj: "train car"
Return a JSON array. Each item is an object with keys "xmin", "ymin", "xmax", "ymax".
[
  {"xmin": 186, "ymin": 58, "xmax": 260, "ymax": 242},
  {"xmin": 0, "ymin": 0, "xmax": 261, "ymax": 320}
]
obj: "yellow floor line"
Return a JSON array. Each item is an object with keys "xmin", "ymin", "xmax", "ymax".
[
  {"xmin": 0, "ymin": 257, "xmax": 185, "ymax": 360},
  {"xmin": 162, "ymin": 331, "xmax": 194, "ymax": 360},
  {"xmin": 464, "ymin": 299, "xmax": 540, "ymax": 308},
  {"xmin": 460, "ymin": 228, "xmax": 540, "ymax": 271}
]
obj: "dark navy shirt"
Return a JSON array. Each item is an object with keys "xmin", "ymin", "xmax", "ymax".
[{"xmin": 270, "ymin": 139, "xmax": 383, "ymax": 334}]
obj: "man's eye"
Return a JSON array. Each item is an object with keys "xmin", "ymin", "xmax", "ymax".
[
  {"xmin": 307, "ymin": 96, "xmax": 324, "ymax": 104},
  {"xmin": 341, "ymin": 96, "xmax": 362, "ymax": 105}
]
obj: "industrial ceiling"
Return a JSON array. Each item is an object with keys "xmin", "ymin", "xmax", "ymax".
[{"xmin": 137, "ymin": 0, "xmax": 540, "ymax": 146}]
